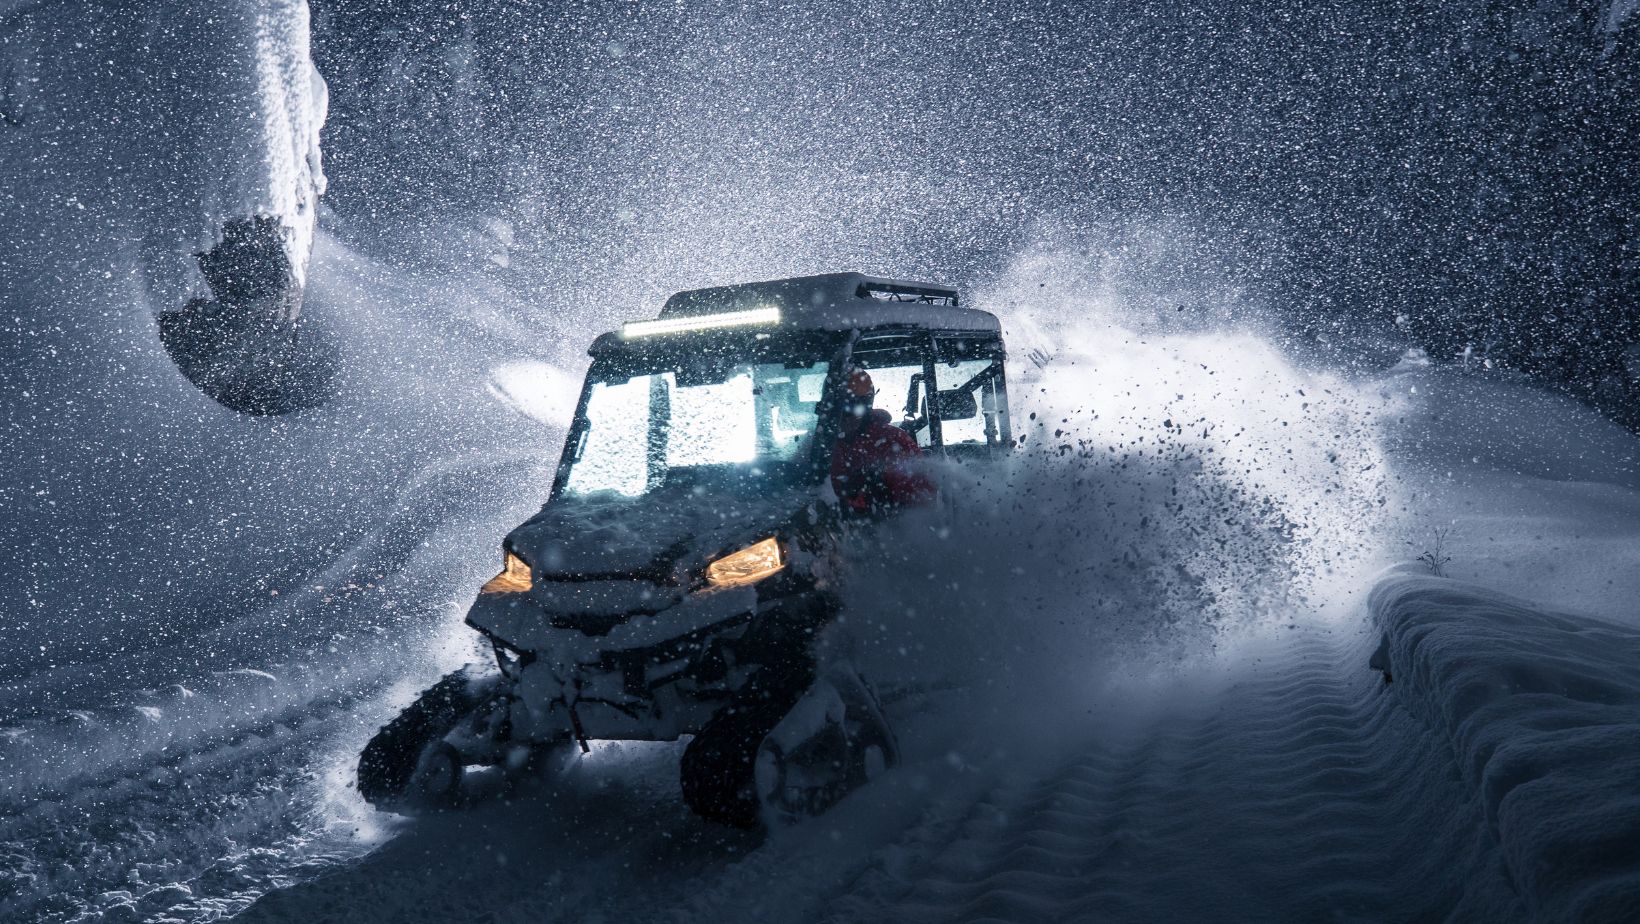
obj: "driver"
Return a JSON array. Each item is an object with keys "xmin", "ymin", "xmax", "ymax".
[{"xmin": 829, "ymin": 368, "xmax": 937, "ymax": 516}]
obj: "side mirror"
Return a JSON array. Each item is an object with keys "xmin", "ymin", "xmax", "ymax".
[{"xmin": 935, "ymin": 387, "xmax": 978, "ymax": 420}]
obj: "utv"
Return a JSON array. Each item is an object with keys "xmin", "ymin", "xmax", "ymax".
[{"xmin": 358, "ymin": 272, "xmax": 1013, "ymax": 827}]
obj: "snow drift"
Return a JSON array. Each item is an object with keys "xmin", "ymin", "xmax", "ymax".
[
  {"xmin": 829, "ymin": 251, "xmax": 1396, "ymax": 760},
  {"xmin": 0, "ymin": 231, "xmax": 568, "ymax": 795}
]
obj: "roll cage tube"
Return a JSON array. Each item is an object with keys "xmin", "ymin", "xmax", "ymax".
[
  {"xmin": 801, "ymin": 329, "xmax": 860, "ymax": 479},
  {"xmin": 552, "ymin": 380, "xmax": 597, "ymax": 500}
]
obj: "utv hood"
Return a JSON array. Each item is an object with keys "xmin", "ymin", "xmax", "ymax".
[{"xmin": 506, "ymin": 484, "xmax": 818, "ymax": 587}]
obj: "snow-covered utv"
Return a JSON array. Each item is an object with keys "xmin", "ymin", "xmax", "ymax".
[{"xmin": 358, "ymin": 272, "xmax": 1012, "ymax": 827}]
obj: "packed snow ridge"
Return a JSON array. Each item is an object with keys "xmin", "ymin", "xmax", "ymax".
[{"xmin": 1370, "ymin": 576, "xmax": 1640, "ymax": 920}]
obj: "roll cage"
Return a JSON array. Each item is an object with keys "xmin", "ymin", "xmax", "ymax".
[{"xmin": 550, "ymin": 323, "xmax": 1011, "ymax": 500}]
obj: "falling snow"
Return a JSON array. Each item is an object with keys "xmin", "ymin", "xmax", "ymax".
[{"xmin": 3, "ymin": 1, "xmax": 1639, "ymax": 922}]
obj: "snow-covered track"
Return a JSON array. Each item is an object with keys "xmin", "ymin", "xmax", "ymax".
[
  {"xmin": 0, "ymin": 688, "xmax": 368, "ymax": 923},
  {"xmin": 69, "ymin": 583, "xmax": 1639, "ymax": 924}
]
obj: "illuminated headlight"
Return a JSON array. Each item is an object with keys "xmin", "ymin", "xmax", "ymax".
[
  {"xmin": 621, "ymin": 306, "xmax": 780, "ymax": 339},
  {"xmin": 705, "ymin": 537, "xmax": 785, "ymax": 589},
  {"xmin": 481, "ymin": 550, "xmax": 533, "ymax": 594}
]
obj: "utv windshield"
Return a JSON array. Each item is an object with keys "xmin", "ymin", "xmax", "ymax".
[{"xmin": 560, "ymin": 341, "xmax": 836, "ymax": 500}]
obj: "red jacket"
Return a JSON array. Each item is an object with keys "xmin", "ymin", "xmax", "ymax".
[{"xmin": 830, "ymin": 410, "xmax": 938, "ymax": 515}]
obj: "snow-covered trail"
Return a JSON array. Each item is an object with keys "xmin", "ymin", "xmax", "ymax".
[
  {"xmin": 229, "ymin": 625, "xmax": 1460, "ymax": 924},
  {"xmin": 218, "ymin": 616, "xmax": 1540, "ymax": 923},
  {"xmin": 235, "ymin": 573, "xmax": 1640, "ymax": 924},
  {"xmin": 10, "ymin": 579, "xmax": 1634, "ymax": 924}
]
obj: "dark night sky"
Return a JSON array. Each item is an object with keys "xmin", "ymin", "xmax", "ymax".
[{"xmin": 311, "ymin": 0, "xmax": 1638, "ymax": 403}]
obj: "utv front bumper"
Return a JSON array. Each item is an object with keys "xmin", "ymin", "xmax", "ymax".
[
  {"xmin": 463, "ymin": 583, "xmax": 778, "ymax": 742},
  {"xmin": 465, "ymin": 582, "xmax": 759, "ymax": 654}
]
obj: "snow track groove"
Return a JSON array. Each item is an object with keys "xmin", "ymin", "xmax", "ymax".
[
  {"xmin": 0, "ymin": 696, "xmax": 365, "ymax": 923},
  {"xmin": 0, "ymin": 682, "xmax": 372, "ymax": 811},
  {"xmin": 825, "ymin": 628, "xmax": 1525, "ymax": 923},
  {"xmin": 0, "ymin": 449, "xmax": 536, "ymax": 795}
]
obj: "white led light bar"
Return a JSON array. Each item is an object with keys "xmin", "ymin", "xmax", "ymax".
[{"xmin": 621, "ymin": 306, "xmax": 781, "ymax": 339}]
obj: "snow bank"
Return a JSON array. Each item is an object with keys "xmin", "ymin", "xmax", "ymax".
[
  {"xmin": 1379, "ymin": 364, "xmax": 1640, "ymax": 491},
  {"xmin": 1376, "ymin": 363, "xmax": 1640, "ymax": 627},
  {"xmin": 1, "ymin": 0, "xmax": 335, "ymax": 414},
  {"xmin": 1364, "ymin": 356, "xmax": 1640, "ymax": 920},
  {"xmin": 1370, "ymin": 575, "xmax": 1640, "ymax": 921}
]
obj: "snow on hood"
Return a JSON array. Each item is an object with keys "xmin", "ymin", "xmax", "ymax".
[{"xmin": 507, "ymin": 483, "xmax": 820, "ymax": 579}]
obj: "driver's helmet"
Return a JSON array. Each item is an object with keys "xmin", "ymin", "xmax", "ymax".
[{"xmin": 841, "ymin": 367, "xmax": 876, "ymax": 419}]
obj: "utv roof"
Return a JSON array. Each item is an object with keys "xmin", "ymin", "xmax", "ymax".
[{"xmin": 602, "ymin": 273, "xmax": 1001, "ymax": 346}]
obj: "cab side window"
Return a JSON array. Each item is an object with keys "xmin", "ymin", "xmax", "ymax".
[
  {"xmin": 936, "ymin": 360, "xmax": 1001, "ymax": 447},
  {"xmin": 850, "ymin": 334, "xmax": 938, "ymax": 449},
  {"xmin": 933, "ymin": 336, "xmax": 1009, "ymax": 455},
  {"xmin": 846, "ymin": 332, "xmax": 1009, "ymax": 455}
]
